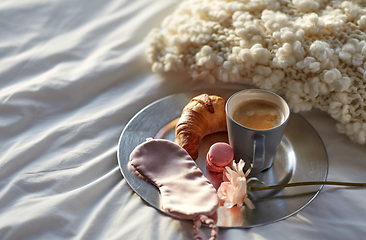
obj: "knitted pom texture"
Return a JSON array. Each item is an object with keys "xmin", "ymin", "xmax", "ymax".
[{"xmin": 146, "ymin": 0, "xmax": 366, "ymax": 144}]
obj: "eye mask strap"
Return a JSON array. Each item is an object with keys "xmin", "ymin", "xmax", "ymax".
[{"xmin": 193, "ymin": 214, "xmax": 218, "ymax": 240}]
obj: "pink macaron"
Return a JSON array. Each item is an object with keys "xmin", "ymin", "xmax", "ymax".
[{"xmin": 206, "ymin": 142, "xmax": 234, "ymax": 173}]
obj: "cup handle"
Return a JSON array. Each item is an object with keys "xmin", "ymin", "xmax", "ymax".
[{"xmin": 252, "ymin": 134, "xmax": 265, "ymax": 172}]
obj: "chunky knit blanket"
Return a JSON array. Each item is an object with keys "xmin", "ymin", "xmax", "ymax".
[{"xmin": 146, "ymin": 0, "xmax": 366, "ymax": 144}]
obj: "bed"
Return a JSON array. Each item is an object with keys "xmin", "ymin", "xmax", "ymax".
[{"xmin": 1, "ymin": 0, "xmax": 366, "ymax": 239}]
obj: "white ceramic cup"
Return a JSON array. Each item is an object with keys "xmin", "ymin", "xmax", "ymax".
[{"xmin": 226, "ymin": 89, "xmax": 290, "ymax": 173}]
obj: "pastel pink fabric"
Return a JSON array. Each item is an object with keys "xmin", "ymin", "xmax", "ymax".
[
  {"xmin": 206, "ymin": 142, "xmax": 234, "ymax": 173},
  {"xmin": 129, "ymin": 139, "xmax": 219, "ymax": 240}
]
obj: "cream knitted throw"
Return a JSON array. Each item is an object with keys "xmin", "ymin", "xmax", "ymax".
[{"xmin": 146, "ymin": 0, "xmax": 366, "ymax": 144}]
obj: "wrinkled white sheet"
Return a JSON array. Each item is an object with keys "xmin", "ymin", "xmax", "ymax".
[{"xmin": 0, "ymin": 0, "xmax": 366, "ymax": 239}]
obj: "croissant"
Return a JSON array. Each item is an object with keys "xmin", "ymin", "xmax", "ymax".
[{"xmin": 175, "ymin": 94, "xmax": 227, "ymax": 160}]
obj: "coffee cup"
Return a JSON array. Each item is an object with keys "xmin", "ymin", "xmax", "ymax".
[{"xmin": 225, "ymin": 89, "xmax": 290, "ymax": 173}]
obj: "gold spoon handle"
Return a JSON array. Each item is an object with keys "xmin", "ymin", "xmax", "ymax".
[{"xmin": 250, "ymin": 181, "xmax": 366, "ymax": 191}]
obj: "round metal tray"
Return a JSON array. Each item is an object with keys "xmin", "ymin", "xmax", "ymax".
[{"xmin": 117, "ymin": 88, "xmax": 328, "ymax": 228}]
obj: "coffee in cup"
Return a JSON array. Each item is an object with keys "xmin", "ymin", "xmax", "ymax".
[
  {"xmin": 226, "ymin": 89, "xmax": 290, "ymax": 173},
  {"xmin": 232, "ymin": 99, "xmax": 284, "ymax": 130}
]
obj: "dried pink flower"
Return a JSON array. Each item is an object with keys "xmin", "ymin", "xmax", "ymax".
[{"xmin": 217, "ymin": 159, "xmax": 258, "ymax": 209}]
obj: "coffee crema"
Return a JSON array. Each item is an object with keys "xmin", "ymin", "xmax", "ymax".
[{"xmin": 232, "ymin": 99, "xmax": 284, "ymax": 130}]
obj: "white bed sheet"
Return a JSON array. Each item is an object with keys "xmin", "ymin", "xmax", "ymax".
[{"xmin": 0, "ymin": 0, "xmax": 366, "ymax": 239}]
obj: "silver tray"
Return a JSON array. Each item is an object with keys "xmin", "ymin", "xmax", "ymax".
[{"xmin": 117, "ymin": 88, "xmax": 328, "ymax": 228}]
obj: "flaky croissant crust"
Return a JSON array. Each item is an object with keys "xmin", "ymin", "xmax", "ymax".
[{"xmin": 175, "ymin": 94, "xmax": 227, "ymax": 160}]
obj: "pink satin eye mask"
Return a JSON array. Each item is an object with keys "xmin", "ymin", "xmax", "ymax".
[{"xmin": 129, "ymin": 139, "xmax": 219, "ymax": 240}]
